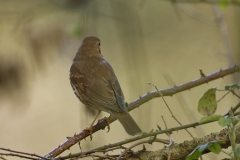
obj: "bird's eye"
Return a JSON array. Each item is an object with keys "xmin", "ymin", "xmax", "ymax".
[{"xmin": 98, "ymin": 42, "xmax": 100, "ymax": 46}]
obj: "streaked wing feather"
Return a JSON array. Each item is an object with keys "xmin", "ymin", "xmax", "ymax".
[
  {"xmin": 104, "ymin": 61, "xmax": 127, "ymax": 111},
  {"xmin": 109, "ymin": 78, "xmax": 126, "ymax": 111},
  {"xmin": 70, "ymin": 65, "xmax": 123, "ymax": 113}
]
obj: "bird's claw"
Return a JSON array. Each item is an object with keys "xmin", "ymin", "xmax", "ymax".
[
  {"xmin": 84, "ymin": 127, "xmax": 93, "ymax": 140},
  {"xmin": 97, "ymin": 115, "xmax": 111, "ymax": 133}
]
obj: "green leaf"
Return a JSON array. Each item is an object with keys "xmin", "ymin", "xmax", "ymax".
[
  {"xmin": 225, "ymin": 84, "xmax": 240, "ymax": 90},
  {"xmin": 208, "ymin": 142, "xmax": 221, "ymax": 154},
  {"xmin": 186, "ymin": 141, "xmax": 224, "ymax": 160},
  {"xmin": 218, "ymin": 116, "xmax": 240, "ymax": 127},
  {"xmin": 199, "ymin": 115, "xmax": 222, "ymax": 124},
  {"xmin": 231, "ymin": 117, "xmax": 240, "ymax": 126},
  {"xmin": 218, "ymin": 117, "xmax": 231, "ymax": 127},
  {"xmin": 198, "ymin": 88, "xmax": 217, "ymax": 116},
  {"xmin": 185, "ymin": 146, "xmax": 203, "ymax": 160}
]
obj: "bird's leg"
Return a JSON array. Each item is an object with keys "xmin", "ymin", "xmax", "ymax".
[
  {"xmin": 85, "ymin": 110, "xmax": 101, "ymax": 140},
  {"xmin": 97, "ymin": 114, "xmax": 112, "ymax": 133}
]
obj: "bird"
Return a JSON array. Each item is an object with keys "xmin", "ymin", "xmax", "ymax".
[{"xmin": 69, "ymin": 36, "xmax": 142, "ymax": 138}]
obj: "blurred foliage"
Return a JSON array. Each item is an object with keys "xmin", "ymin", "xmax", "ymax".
[{"xmin": 219, "ymin": 0, "xmax": 229, "ymax": 9}]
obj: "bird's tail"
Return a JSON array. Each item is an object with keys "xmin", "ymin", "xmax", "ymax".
[{"xmin": 113, "ymin": 111, "xmax": 142, "ymax": 136}]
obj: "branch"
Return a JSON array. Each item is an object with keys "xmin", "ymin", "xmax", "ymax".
[
  {"xmin": 0, "ymin": 148, "xmax": 49, "ymax": 160},
  {"xmin": 53, "ymin": 110, "xmax": 240, "ymax": 159},
  {"xmin": 127, "ymin": 125, "xmax": 240, "ymax": 160},
  {"xmin": 43, "ymin": 64, "xmax": 240, "ymax": 158}
]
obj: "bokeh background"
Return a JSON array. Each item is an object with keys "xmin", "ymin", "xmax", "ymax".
[{"xmin": 0, "ymin": 1, "xmax": 240, "ymax": 159}]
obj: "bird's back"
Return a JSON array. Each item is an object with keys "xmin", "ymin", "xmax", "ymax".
[{"xmin": 70, "ymin": 56, "xmax": 126, "ymax": 113}]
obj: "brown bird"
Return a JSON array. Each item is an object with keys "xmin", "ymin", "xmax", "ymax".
[{"xmin": 69, "ymin": 36, "xmax": 142, "ymax": 138}]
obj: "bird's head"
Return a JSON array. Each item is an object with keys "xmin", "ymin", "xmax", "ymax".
[{"xmin": 77, "ymin": 36, "xmax": 102, "ymax": 57}]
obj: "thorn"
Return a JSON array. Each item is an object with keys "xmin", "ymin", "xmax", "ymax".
[
  {"xmin": 139, "ymin": 95, "xmax": 142, "ymax": 99},
  {"xmin": 157, "ymin": 125, "xmax": 162, "ymax": 131},
  {"xmin": 58, "ymin": 145, "xmax": 63, "ymax": 151},
  {"xmin": 199, "ymin": 69, "xmax": 206, "ymax": 77},
  {"xmin": 220, "ymin": 68, "xmax": 222, "ymax": 72},
  {"xmin": 136, "ymin": 103, "xmax": 140, "ymax": 108}
]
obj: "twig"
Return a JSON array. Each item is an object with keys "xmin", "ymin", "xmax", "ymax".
[
  {"xmin": 161, "ymin": 116, "xmax": 168, "ymax": 130},
  {"xmin": 102, "ymin": 146, "xmax": 127, "ymax": 153},
  {"xmin": 231, "ymin": 90, "xmax": 240, "ymax": 99},
  {"xmin": 224, "ymin": 102, "xmax": 240, "ymax": 117},
  {"xmin": 221, "ymin": 149, "xmax": 233, "ymax": 158},
  {"xmin": 217, "ymin": 90, "xmax": 231, "ymax": 102},
  {"xmin": 161, "ymin": 116, "xmax": 173, "ymax": 160},
  {"xmin": 161, "ymin": 116, "xmax": 175, "ymax": 147},
  {"xmin": 148, "ymin": 82, "xmax": 194, "ymax": 138},
  {"xmin": 175, "ymin": 3, "xmax": 217, "ymax": 25},
  {"xmin": 0, "ymin": 153, "xmax": 37, "ymax": 160},
  {"xmin": 61, "ymin": 138, "xmax": 169, "ymax": 160},
  {"xmin": 80, "ymin": 154, "xmax": 116, "ymax": 160},
  {"xmin": 117, "ymin": 138, "xmax": 168, "ymax": 160},
  {"xmin": 163, "ymin": 73, "xmax": 205, "ymax": 138},
  {"xmin": 231, "ymin": 102, "xmax": 240, "ymax": 113},
  {"xmin": 0, "ymin": 148, "xmax": 48, "ymax": 160}
]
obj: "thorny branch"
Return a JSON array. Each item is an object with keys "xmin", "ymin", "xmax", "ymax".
[
  {"xmin": 41, "ymin": 64, "xmax": 240, "ymax": 159},
  {"xmin": 116, "ymin": 138, "xmax": 169, "ymax": 160},
  {"xmin": 2, "ymin": 120, "xmax": 240, "ymax": 160},
  {"xmin": 56, "ymin": 111, "xmax": 240, "ymax": 159},
  {"xmin": 133, "ymin": 125, "xmax": 240, "ymax": 160},
  {"xmin": 60, "ymin": 106, "xmax": 240, "ymax": 160}
]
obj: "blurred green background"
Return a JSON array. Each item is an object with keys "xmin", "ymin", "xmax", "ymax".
[{"xmin": 0, "ymin": 0, "xmax": 239, "ymax": 159}]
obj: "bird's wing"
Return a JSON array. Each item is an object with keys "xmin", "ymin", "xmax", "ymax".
[
  {"xmin": 104, "ymin": 62, "xmax": 126, "ymax": 112},
  {"xmin": 70, "ymin": 62, "xmax": 125, "ymax": 113}
]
